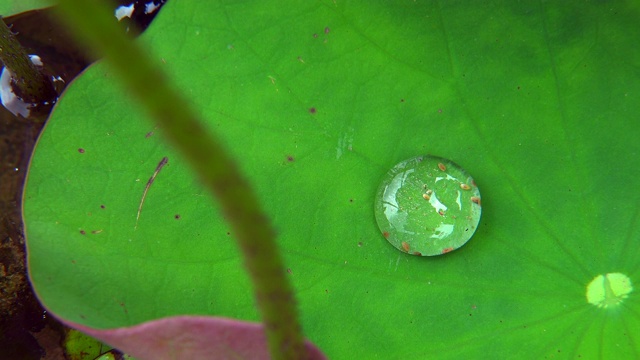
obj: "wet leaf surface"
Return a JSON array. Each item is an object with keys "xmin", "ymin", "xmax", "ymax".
[{"xmin": 24, "ymin": 1, "xmax": 640, "ymax": 358}]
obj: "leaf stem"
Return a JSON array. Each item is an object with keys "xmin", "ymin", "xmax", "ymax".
[
  {"xmin": 0, "ymin": 18, "xmax": 56, "ymax": 117},
  {"xmin": 54, "ymin": 1, "xmax": 306, "ymax": 358}
]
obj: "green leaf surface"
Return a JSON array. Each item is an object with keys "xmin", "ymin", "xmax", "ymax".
[
  {"xmin": 24, "ymin": 1, "xmax": 640, "ymax": 358},
  {"xmin": 0, "ymin": 0, "xmax": 52, "ymax": 15}
]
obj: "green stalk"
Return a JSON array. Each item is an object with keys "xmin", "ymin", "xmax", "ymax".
[
  {"xmin": 0, "ymin": 18, "xmax": 57, "ymax": 118},
  {"xmin": 54, "ymin": 1, "xmax": 306, "ymax": 358}
]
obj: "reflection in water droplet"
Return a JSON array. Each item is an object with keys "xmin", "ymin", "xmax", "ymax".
[{"xmin": 374, "ymin": 155, "xmax": 481, "ymax": 256}]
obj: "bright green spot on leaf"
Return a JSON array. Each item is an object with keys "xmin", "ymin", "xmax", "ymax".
[
  {"xmin": 586, "ymin": 273, "xmax": 633, "ymax": 309},
  {"xmin": 375, "ymin": 155, "xmax": 481, "ymax": 256}
]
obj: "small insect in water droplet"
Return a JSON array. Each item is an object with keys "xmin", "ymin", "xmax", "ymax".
[
  {"xmin": 401, "ymin": 241, "xmax": 410, "ymax": 252},
  {"xmin": 460, "ymin": 183, "xmax": 471, "ymax": 190},
  {"xmin": 471, "ymin": 196, "xmax": 481, "ymax": 206},
  {"xmin": 422, "ymin": 193, "xmax": 430, "ymax": 200},
  {"xmin": 438, "ymin": 163, "xmax": 446, "ymax": 171}
]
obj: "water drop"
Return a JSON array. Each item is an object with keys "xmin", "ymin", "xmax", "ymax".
[{"xmin": 374, "ymin": 155, "xmax": 481, "ymax": 256}]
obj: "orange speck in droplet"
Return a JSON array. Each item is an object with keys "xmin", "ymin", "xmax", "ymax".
[
  {"xmin": 471, "ymin": 197, "xmax": 481, "ymax": 206},
  {"xmin": 422, "ymin": 193, "xmax": 430, "ymax": 200},
  {"xmin": 382, "ymin": 231, "xmax": 390, "ymax": 239},
  {"xmin": 438, "ymin": 163, "xmax": 446, "ymax": 171},
  {"xmin": 442, "ymin": 247, "xmax": 454, "ymax": 254},
  {"xmin": 413, "ymin": 251, "xmax": 422, "ymax": 256},
  {"xmin": 401, "ymin": 241, "xmax": 410, "ymax": 252},
  {"xmin": 460, "ymin": 183, "xmax": 471, "ymax": 190}
]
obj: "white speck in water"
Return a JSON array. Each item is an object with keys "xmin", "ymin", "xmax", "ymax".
[
  {"xmin": 115, "ymin": 3, "xmax": 135, "ymax": 21},
  {"xmin": 145, "ymin": 1, "xmax": 160, "ymax": 14}
]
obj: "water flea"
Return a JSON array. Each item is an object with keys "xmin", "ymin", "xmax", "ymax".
[
  {"xmin": 79, "ymin": 230, "xmax": 86, "ymax": 235},
  {"xmin": 226, "ymin": 232, "xmax": 231, "ymax": 236},
  {"xmin": 324, "ymin": 26, "xmax": 330, "ymax": 34},
  {"xmin": 174, "ymin": 214, "xmax": 180, "ymax": 219},
  {"xmin": 78, "ymin": 148, "xmax": 85, "ymax": 153},
  {"xmin": 374, "ymin": 155, "xmax": 482, "ymax": 256},
  {"xmin": 349, "ymin": 198, "xmax": 354, "ymax": 203},
  {"xmin": 517, "ymin": 86, "xmax": 521, "ymax": 90},
  {"xmin": 100, "ymin": 204, "xmax": 105, "ymax": 209},
  {"xmin": 287, "ymin": 155, "xmax": 295, "ymax": 162},
  {"xmin": 287, "ymin": 268, "xmax": 292, "ymax": 274},
  {"xmin": 91, "ymin": 230, "xmax": 103, "ymax": 234},
  {"xmin": 400, "ymin": 99, "xmax": 405, "ymax": 102},
  {"xmin": 309, "ymin": 107, "xmax": 317, "ymax": 114},
  {"xmin": 145, "ymin": 131, "xmax": 154, "ymax": 138},
  {"xmin": 313, "ymin": 33, "xmax": 318, "ymax": 38},
  {"xmin": 586, "ymin": 273, "xmax": 633, "ymax": 308}
]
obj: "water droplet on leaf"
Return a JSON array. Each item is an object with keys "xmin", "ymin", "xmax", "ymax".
[{"xmin": 374, "ymin": 155, "xmax": 481, "ymax": 256}]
